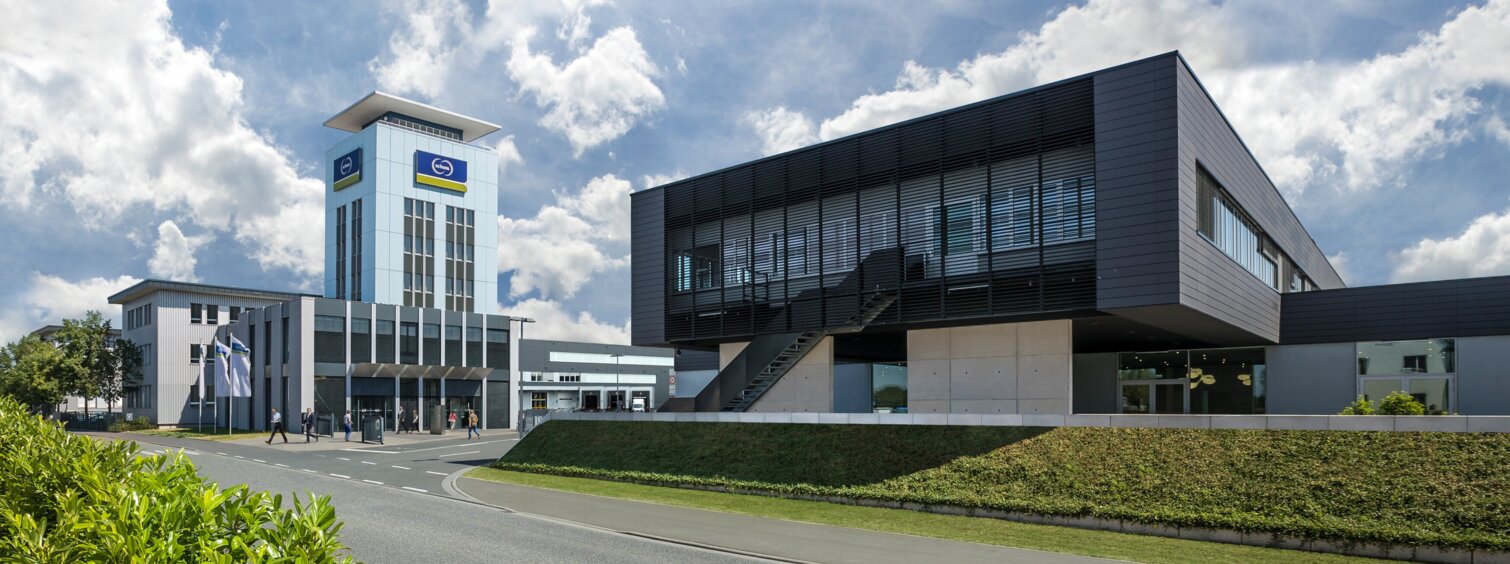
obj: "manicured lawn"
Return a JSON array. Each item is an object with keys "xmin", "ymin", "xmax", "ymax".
[
  {"xmin": 496, "ymin": 421, "xmax": 1510, "ymax": 551},
  {"xmin": 468, "ymin": 467, "xmax": 1386, "ymax": 564},
  {"xmin": 132, "ymin": 427, "xmax": 268, "ymax": 441}
]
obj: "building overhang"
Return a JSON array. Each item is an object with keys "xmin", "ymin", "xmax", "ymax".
[
  {"xmin": 351, "ymin": 363, "xmax": 496, "ymax": 381},
  {"xmin": 324, "ymin": 92, "xmax": 501, "ymax": 143}
]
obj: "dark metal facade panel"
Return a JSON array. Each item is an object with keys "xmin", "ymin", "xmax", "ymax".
[
  {"xmin": 1280, "ymin": 276, "xmax": 1510, "ymax": 344},
  {"xmin": 651, "ymin": 79, "xmax": 1098, "ymax": 345},
  {"xmin": 630, "ymin": 188, "xmax": 667, "ymax": 346},
  {"xmin": 1172, "ymin": 59, "xmax": 1342, "ymax": 289},
  {"xmin": 1094, "ymin": 54, "xmax": 1181, "ymax": 311}
]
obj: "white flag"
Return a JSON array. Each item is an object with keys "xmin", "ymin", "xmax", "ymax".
[
  {"xmin": 229, "ymin": 334, "xmax": 252, "ymax": 397},
  {"xmin": 213, "ymin": 339, "xmax": 232, "ymax": 397},
  {"xmin": 197, "ymin": 343, "xmax": 207, "ymax": 400}
]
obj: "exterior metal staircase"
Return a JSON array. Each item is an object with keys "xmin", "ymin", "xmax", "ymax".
[{"xmin": 721, "ymin": 290, "xmax": 897, "ymax": 411}]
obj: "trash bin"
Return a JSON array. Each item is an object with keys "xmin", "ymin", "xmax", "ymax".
[{"xmin": 361, "ymin": 416, "xmax": 384, "ymax": 444}]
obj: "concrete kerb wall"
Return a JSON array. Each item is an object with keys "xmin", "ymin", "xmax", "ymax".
[{"xmin": 542, "ymin": 411, "xmax": 1510, "ymax": 433}]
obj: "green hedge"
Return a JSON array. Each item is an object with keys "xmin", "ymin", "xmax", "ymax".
[
  {"xmin": 0, "ymin": 396, "xmax": 354, "ymax": 562},
  {"xmin": 497, "ymin": 421, "xmax": 1510, "ymax": 550}
]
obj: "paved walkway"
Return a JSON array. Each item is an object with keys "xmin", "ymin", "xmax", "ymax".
[
  {"xmin": 456, "ymin": 475, "xmax": 1117, "ymax": 563},
  {"xmin": 221, "ymin": 427, "xmax": 496, "ymax": 452}
]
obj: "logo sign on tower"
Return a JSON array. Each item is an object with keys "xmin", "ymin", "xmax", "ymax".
[
  {"xmin": 331, "ymin": 148, "xmax": 363, "ymax": 191},
  {"xmin": 414, "ymin": 150, "xmax": 469, "ymax": 193}
]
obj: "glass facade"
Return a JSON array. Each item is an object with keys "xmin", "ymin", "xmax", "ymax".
[
  {"xmin": 486, "ymin": 329, "xmax": 508, "ymax": 369},
  {"xmin": 871, "ymin": 363, "xmax": 907, "ymax": 413},
  {"xmin": 350, "ymin": 318, "xmax": 371, "ymax": 363},
  {"xmin": 444, "ymin": 324, "xmax": 462, "ymax": 366},
  {"xmin": 313, "ymin": 315, "xmax": 345, "ymax": 363},
  {"xmin": 1357, "ymin": 339, "xmax": 1455, "ymax": 414},
  {"xmin": 403, "ymin": 198, "xmax": 436, "ymax": 308},
  {"xmin": 1118, "ymin": 348, "xmax": 1266, "ymax": 414},
  {"xmin": 661, "ymin": 79, "xmax": 1097, "ymax": 342},
  {"xmin": 375, "ymin": 320, "xmax": 395, "ymax": 363}
]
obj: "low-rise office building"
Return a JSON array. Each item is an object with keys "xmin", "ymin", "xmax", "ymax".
[
  {"xmin": 632, "ymin": 52, "xmax": 1510, "ymax": 416},
  {"xmin": 518, "ymin": 340, "xmax": 674, "ymax": 412}
]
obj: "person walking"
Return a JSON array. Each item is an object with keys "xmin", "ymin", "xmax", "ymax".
[
  {"xmin": 265, "ymin": 408, "xmax": 288, "ymax": 444},
  {"xmin": 342, "ymin": 411, "xmax": 353, "ymax": 442},
  {"xmin": 466, "ymin": 409, "xmax": 480, "ymax": 440},
  {"xmin": 303, "ymin": 407, "xmax": 319, "ymax": 443},
  {"xmin": 447, "ymin": 410, "xmax": 457, "ymax": 431},
  {"xmin": 395, "ymin": 405, "xmax": 406, "ymax": 434}
]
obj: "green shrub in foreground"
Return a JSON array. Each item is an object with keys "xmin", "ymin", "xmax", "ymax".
[
  {"xmin": 1376, "ymin": 391, "xmax": 1426, "ymax": 415},
  {"xmin": 0, "ymin": 396, "xmax": 353, "ymax": 562},
  {"xmin": 1338, "ymin": 395, "xmax": 1374, "ymax": 415}
]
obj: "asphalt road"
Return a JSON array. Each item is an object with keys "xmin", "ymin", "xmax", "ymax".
[
  {"xmin": 118, "ymin": 432, "xmax": 1113, "ymax": 563},
  {"xmin": 127, "ymin": 434, "xmax": 761, "ymax": 563}
]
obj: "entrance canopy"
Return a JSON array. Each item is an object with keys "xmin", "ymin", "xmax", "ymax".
[{"xmin": 351, "ymin": 363, "xmax": 497, "ymax": 381}]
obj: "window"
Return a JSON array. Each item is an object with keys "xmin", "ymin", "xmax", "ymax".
[
  {"xmin": 189, "ymin": 383, "xmax": 214, "ymax": 405},
  {"xmin": 190, "ymin": 345, "xmax": 201, "ymax": 364},
  {"xmin": 400, "ymin": 322, "xmax": 419, "ymax": 364},
  {"xmin": 1117, "ymin": 349, "xmax": 1266, "ymax": 414},
  {"xmin": 138, "ymin": 344, "xmax": 152, "ymax": 366},
  {"xmin": 351, "ymin": 318, "xmax": 372, "ymax": 364},
  {"xmin": 352, "ymin": 198, "xmax": 363, "ymax": 301},
  {"xmin": 673, "ymin": 244, "xmax": 721, "ymax": 291},
  {"xmin": 1198, "ymin": 167, "xmax": 1301, "ymax": 292},
  {"xmin": 375, "ymin": 319, "xmax": 395, "ymax": 363},
  {"xmin": 547, "ymin": 351, "xmax": 674, "ymax": 366},
  {"xmin": 207, "ymin": 305, "xmax": 219, "ymax": 325},
  {"xmin": 230, "ymin": 306, "xmax": 242, "ymax": 322},
  {"xmin": 191, "ymin": 303, "xmax": 203, "ymax": 324},
  {"xmin": 124, "ymin": 386, "xmax": 151, "ymax": 409},
  {"xmin": 486, "ymin": 328, "xmax": 509, "ymax": 369},
  {"xmin": 1357, "ymin": 339, "xmax": 1455, "ymax": 414},
  {"xmin": 314, "ymin": 315, "xmax": 345, "ymax": 363},
  {"xmin": 531, "ymin": 392, "xmax": 547, "ymax": 410}
]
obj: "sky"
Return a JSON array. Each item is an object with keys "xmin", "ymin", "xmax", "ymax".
[{"xmin": 1, "ymin": 0, "xmax": 1509, "ymax": 346}]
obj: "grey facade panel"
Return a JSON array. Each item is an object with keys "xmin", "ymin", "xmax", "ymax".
[
  {"xmin": 1173, "ymin": 59, "xmax": 1341, "ymax": 288},
  {"xmin": 1072, "ymin": 353, "xmax": 1118, "ymax": 414},
  {"xmin": 630, "ymin": 188, "xmax": 666, "ymax": 346},
  {"xmin": 1456, "ymin": 336, "xmax": 1510, "ymax": 416},
  {"xmin": 1094, "ymin": 54, "xmax": 1181, "ymax": 311},
  {"xmin": 1173, "ymin": 57, "xmax": 1299, "ymax": 343},
  {"xmin": 1281, "ymin": 276, "xmax": 1510, "ymax": 344},
  {"xmin": 1265, "ymin": 343, "xmax": 1355, "ymax": 415}
]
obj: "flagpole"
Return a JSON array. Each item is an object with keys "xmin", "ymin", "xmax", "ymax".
[{"xmin": 198, "ymin": 341, "xmax": 203, "ymax": 434}]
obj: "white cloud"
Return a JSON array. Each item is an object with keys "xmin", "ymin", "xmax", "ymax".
[
  {"xmin": 641, "ymin": 170, "xmax": 687, "ymax": 190},
  {"xmin": 1391, "ymin": 207, "xmax": 1510, "ymax": 283},
  {"xmin": 492, "ymin": 135, "xmax": 525, "ymax": 174},
  {"xmin": 0, "ymin": 273, "xmax": 143, "ymax": 345},
  {"xmin": 744, "ymin": 106, "xmax": 819, "ymax": 156},
  {"xmin": 508, "ymin": 26, "xmax": 665, "ymax": 156},
  {"xmin": 501, "ymin": 298, "xmax": 629, "ymax": 344},
  {"xmin": 0, "ymin": 0, "xmax": 324, "ymax": 280},
  {"xmin": 1326, "ymin": 252, "xmax": 1353, "ymax": 286},
  {"xmin": 368, "ymin": 0, "xmax": 472, "ymax": 98},
  {"xmin": 148, "ymin": 220, "xmax": 208, "ymax": 282},
  {"xmin": 784, "ymin": 0, "xmax": 1510, "ymax": 198},
  {"xmin": 1487, "ymin": 114, "xmax": 1510, "ymax": 147},
  {"xmin": 497, "ymin": 174, "xmax": 632, "ymax": 300}
]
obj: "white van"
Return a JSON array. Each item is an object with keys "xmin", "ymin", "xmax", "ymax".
[{"xmin": 631, "ymin": 397, "xmax": 647, "ymax": 412}]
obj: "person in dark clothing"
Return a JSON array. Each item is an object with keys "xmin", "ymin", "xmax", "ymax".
[
  {"xmin": 303, "ymin": 408, "xmax": 319, "ymax": 443},
  {"xmin": 395, "ymin": 405, "xmax": 406, "ymax": 434},
  {"xmin": 265, "ymin": 408, "xmax": 288, "ymax": 444}
]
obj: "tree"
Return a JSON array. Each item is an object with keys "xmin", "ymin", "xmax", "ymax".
[
  {"xmin": 52, "ymin": 311, "xmax": 119, "ymax": 417},
  {"xmin": 0, "ymin": 336, "xmax": 72, "ymax": 413},
  {"xmin": 103, "ymin": 336, "xmax": 144, "ymax": 415}
]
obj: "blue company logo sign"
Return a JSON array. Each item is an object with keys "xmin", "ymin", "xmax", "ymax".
[
  {"xmin": 331, "ymin": 148, "xmax": 363, "ymax": 191},
  {"xmin": 414, "ymin": 150, "xmax": 468, "ymax": 192}
]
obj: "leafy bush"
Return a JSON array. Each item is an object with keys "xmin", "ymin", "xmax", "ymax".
[
  {"xmin": 1338, "ymin": 395, "xmax": 1375, "ymax": 415},
  {"xmin": 107, "ymin": 416, "xmax": 157, "ymax": 432},
  {"xmin": 0, "ymin": 396, "xmax": 354, "ymax": 562},
  {"xmin": 498, "ymin": 420, "xmax": 1510, "ymax": 550},
  {"xmin": 1376, "ymin": 391, "xmax": 1427, "ymax": 415}
]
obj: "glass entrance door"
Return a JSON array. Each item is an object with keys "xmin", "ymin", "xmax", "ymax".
[{"xmin": 1120, "ymin": 382, "xmax": 1187, "ymax": 414}]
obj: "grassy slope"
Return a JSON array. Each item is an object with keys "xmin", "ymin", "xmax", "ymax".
[
  {"xmin": 469, "ymin": 468, "xmax": 1386, "ymax": 564},
  {"xmin": 496, "ymin": 421, "xmax": 1510, "ymax": 550}
]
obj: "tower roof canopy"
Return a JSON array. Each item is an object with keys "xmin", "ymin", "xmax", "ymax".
[{"xmin": 324, "ymin": 91, "xmax": 501, "ymax": 143}]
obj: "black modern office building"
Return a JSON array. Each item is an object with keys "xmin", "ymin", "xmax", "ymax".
[{"xmin": 632, "ymin": 52, "xmax": 1510, "ymax": 416}]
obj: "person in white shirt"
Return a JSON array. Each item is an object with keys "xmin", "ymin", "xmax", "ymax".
[
  {"xmin": 265, "ymin": 408, "xmax": 288, "ymax": 444},
  {"xmin": 343, "ymin": 411, "xmax": 353, "ymax": 441}
]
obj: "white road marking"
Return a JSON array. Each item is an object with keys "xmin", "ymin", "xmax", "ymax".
[
  {"xmin": 185, "ymin": 450, "xmax": 201, "ymax": 455},
  {"xmin": 437, "ymin": 451, "xmax": 479, "ymax": 458},
  {"xmin": 274, "ymin": 463, "xmax": 289, "ymax": 468},
  {"xmin": 301, "ymin": 469, "xmax": 317, "ymax": 473},
  {"xmin": 342, "ymin": 439, "xmax": 512, "ymax": 455},
  {"xmin": 402, "ymin": 486, "xmax": 427, "ymax": 493},
  {"xmin": 253, "ymin": 459, "xmax": 266, "ymax": 463},
  {"xmin": 362, "ymin": 479, "xmax": 384, "ymax": 485},
  {"xmin": 216, "ymin": 452, "xmax": 227, "ymax": 456},
  {"xmin": 330, "ymin": 474, "xmax": 351, "ymax": 479},
  {"xmin": 337, "ymin": 457, "xmax": 350, "ymax": 461},
  {"xmin": 391, "ymin": 465, "xmax": 411, "ymax": 470},
  {"xmin": 233, "ymin": 455, "xmax": 245, "ymax": 459},
  {"xmin": 426, "ymin": 471, "xmax": 447, "ymax": 476},
  {"xmin": 361, "ymin": 461, "xmax": 376, "ymax": 465}
]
